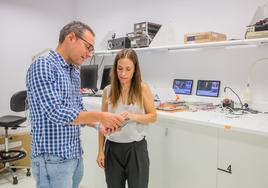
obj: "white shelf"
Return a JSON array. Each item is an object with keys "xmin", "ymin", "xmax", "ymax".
[{"xmin": 94, "ymin": 38, "xmax": 268, "ymax": 56}]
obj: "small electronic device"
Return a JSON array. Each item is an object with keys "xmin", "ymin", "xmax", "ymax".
[
  {"xmin": 121, "ymin": 118, "xmax": 135, "ymax": 128},
  {"xmin": 80, "ymin": 64, "xmax": 98, "ymax": 90},
  {"xmin": 127, "ymin": 22, "xmax": 161, "ymax": 48},
  {"xmin": 100, "ymin": 65, "xmax": 113, "ymax": 90},
  {"xmin": 172, "ymin": 79, "xmax": 193, "ymax": 95},
  {"xmin": 107, "ymin": 37, "xmax": 131, "ymax": 50},
  {"xmin": 222, "ymin": 98, "xmax": 234, "ymax": 108},
  {"xmin": 134, "ymin": 22, "xmax": 162, "ymax": 36},
  {"xmin": 245, "ymin": 18, "xmax": 268, "ymax": 39},
  {"xmin": 196, "ymin": 80, "xmax": 221, "ymax": 97},
  {"xmin": 127, "ymin": 32, "xmax": 151, "ymax": 48}
]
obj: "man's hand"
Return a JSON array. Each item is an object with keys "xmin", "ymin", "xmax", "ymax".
[
  {"xmin": 99, "ymin": 112, "xmax": 124, "ymax": 130},
  {"xmin": 98, "ymin": 111, "xmax": 129, "ymax": 135},
  {"xmin": 99, "ymin": 123, "xmax": 114, "ymax": 135}
]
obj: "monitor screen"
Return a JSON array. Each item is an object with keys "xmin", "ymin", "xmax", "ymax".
[
  {"xmin": 172, "ymin": 79, "xmax": 193, "ymax": 95},
  {"xmin": 100, "ymin": 65, "xmax": 113, "ymax": 90},
  {"xmin": 80, "ymin": 64, "xmax": 98, "ymax": 89},
  {"xmin": 196, "ymin": 80, "xmax": 221, "ymax": 97}
]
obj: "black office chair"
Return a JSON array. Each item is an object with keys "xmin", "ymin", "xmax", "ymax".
[{"xmin": 0, "ymin": 90, "xmax": 31, "ymax": 184}]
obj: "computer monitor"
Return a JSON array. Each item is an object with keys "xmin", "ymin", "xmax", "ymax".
[
  {"xmin": 100, "ymin": 65, "xmax": 113, "ymax": 90},
  {"xmin": 196, "ymin": 80, "xmax": 221, "ymax": 97},
  {"xmin": 172, "ymin": 79, "xmax": 193, "ymax": 95},
  {"xmin": 80, "ymin": 64, "xmax": 98, "ymax": 90}
]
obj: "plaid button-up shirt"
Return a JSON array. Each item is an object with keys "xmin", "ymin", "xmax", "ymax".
[{"xmin": 26, "ymin": 50, "xmax": 84, "ymax": 159}]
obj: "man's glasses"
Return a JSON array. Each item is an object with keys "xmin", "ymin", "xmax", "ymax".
[{"xmin": 76, "ymin": 35, "xmax": 95, "ymax": 53}]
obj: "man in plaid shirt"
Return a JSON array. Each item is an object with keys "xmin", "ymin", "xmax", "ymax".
[{"xmin": 26, "ymin": 21, "xmax": 125, "ymax": 188}]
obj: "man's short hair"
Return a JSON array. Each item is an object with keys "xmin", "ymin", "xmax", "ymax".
[{"xmin": 59, "ymin": 21, "xmax": 95, "ymax": 43}]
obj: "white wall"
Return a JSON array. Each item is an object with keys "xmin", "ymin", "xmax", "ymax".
[
  {"xmin": 1, "ymin": 1, "xmax": 268, "ymax": 130},
  {"xmin": 75, "ymin": 0, "xmax": 268, "ymax": 109},
  {"xmin": 0, "ymin": 0, "xmax": 75, "ymax": 134},
  {"xmin": 93, "ymin": 44, "xmax": 268, "ymax": 110},
  {"xmin": 75, "ymin": 0, "xmax": 267, "ymax": 47}
]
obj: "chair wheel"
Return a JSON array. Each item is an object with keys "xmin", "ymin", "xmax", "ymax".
[
  {"xmin": 13, "ymin": 177, "xmax": 18, "ymax": 184},
  {"xmin": 11, "ymin": 168, "xmax": 17, "ymax": 172},
  {"xmin": 26, "ymin": 169, "xmax": 31, "ymax": 176}
]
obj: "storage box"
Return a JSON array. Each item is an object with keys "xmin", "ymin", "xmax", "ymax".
[
  {"xmin": 184, "ymin": 32, "xmax": 227, "ymax": 44},
  {"xmin": 0, "ymin": 132, "xmax": 31, "ymax": 169}
]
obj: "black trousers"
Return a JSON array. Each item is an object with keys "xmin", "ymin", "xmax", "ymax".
[{"xmin": 104, "ymin": 138, "xmax": 150, "ymax": 188}]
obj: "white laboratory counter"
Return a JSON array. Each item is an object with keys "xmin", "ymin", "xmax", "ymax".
[
  {"xmin": 83, "ymin": 96, "xmax": 268, "ymax": 137},
  {"xmin": 81, "ymin": 96, "xmax": 268, "ymax": 188},
  {"xmin": 157, "ymin": 110, "xmax": 268, "ymax": 136}
]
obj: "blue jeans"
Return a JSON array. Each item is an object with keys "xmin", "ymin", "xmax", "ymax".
[{"xmin": 31, "ymin": 154, "xmax": 83, "ymax": 188}]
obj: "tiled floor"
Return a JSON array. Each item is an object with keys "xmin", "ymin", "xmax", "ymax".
[
  {"xmin": 0, "ymin": 169, "xmax": 35, "ymax": 187},
  {"xmin": 0, "ymin": 169, "xmax": 86, "ymax": 188}
]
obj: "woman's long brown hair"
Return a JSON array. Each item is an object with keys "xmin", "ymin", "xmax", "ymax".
[{"xmin": 109, "ymin": 48, "xmax": 143, "ymax": 109}]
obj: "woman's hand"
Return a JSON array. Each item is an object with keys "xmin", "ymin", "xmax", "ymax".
[
  {"xmin": 99, "ymin": 112, "xmax": 124, "ymax": 130},
  {"xmin": 120, "ymin": 111, "xmax": 129, "ymax": 119},
  {"xmin": 126, "ymin": 112, "xmax": 136, "ymax": 121},
  {"xmin": 96, "ymin": 151, "xmax": 105, "ymax": 168},
  {"xmin": 121, "ymin": 110, "xmax": 135, "ymax": 120}
]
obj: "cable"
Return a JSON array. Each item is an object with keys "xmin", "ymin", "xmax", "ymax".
[
  {"xmin": 224, "ymin": 105, "xmax": 235, "ymax": 112},
  {"xmin": 142, "ymin": 31, "xmax": 153, "ymax": 41},
  {"xmin": 222, "ymin": 87, "xmax": 262, "ymax": 115},
  {"xmin": 224, "ymin": 86, "xmax": 244, "ymax": 109}
]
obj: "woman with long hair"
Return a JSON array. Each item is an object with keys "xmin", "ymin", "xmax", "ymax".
[{"xmin": 97, "ymin": 48, "xmax": 157, "ymax": 188}]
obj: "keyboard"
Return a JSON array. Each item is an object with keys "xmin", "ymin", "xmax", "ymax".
[
  {"xmin": 82, "ymin": 93, "xmax": 102, "ymax": 97},
  {"xmin": 93, "ymin": 93, "xmax": 102, "ymax": 97}
]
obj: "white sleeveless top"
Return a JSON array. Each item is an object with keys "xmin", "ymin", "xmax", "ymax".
[{"xmin": 105, "ymin": 85, "xmax": 147, "ymax": 143}]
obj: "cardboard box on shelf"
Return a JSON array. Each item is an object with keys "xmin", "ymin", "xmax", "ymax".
[{"xmin": 184, "ymin": 31, "xmax": 227, "ymax": 44}]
